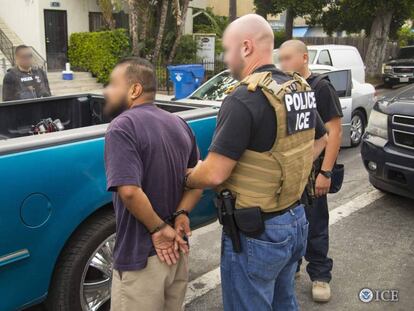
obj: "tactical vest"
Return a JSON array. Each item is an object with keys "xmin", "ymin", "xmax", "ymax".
[{"xmin": 217, "ymin": 71, "xmax": 316, "ymax": 212}]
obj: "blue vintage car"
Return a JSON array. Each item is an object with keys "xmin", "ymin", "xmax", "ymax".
[{"xmin": 0, "ymin": 94, "xmax": 218, "ymax": 311}]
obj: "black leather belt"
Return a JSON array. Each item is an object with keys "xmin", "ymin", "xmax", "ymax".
[{"xmin": 262, "ymin": 201, "xmax": 301, "ymax": 220}]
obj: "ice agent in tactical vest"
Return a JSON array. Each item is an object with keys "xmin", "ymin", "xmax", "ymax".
[
  {"xmin": 2, "ymin": 45, "xmax": 51, "ymax": 102},
  {"xmin": 279, "ymin": 40, "xmax": 343, "ymax": 303},
  {"xmin": 185, "ymin": 14, "xmax": 327, "ymax": 311}
]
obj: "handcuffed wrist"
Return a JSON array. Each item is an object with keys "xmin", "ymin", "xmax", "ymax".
[{"xmin": 149, "ymin": 221, "xmax": 168, "ymax": 235}]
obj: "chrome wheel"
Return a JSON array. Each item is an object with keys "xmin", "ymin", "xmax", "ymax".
[
  {"xmin": 80, "ymin": 233, "xmax": 115, "ymax": 311},
  {"xmin": 350, "ymin": 114, "xmax": 364, "ymax": 145}
]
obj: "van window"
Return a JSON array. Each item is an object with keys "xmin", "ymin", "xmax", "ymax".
[
  {"xmin": 317, "ymin": 50, "xmax": 332, "ymax": 66},
  {"xmin": 331, "ymin": 49, "xmax": 362, "ymax": 67}
]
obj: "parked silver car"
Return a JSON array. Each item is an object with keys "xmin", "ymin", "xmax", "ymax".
[{"xmin": 178, "ymin": 65, "xmax": 376, "ymax": 147}]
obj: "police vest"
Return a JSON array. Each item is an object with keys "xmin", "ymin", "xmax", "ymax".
[{"xmin": 217, "ymin": 71, "xmax": 316, "ymax": 212}]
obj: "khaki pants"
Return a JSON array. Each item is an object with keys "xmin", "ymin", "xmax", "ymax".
[{"xmin": 111, "ymin": 254, "xmax": 188, "ymax": 311}]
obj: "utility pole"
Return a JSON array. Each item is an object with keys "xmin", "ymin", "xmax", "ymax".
[{"xmin": 229, "ymin": 0, "xmax": 237, "ymax": 22}]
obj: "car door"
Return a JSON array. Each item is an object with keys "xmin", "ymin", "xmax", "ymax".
[{"xmin": 322, "ymin": 69, "xmax": 353, "ymax": 147}]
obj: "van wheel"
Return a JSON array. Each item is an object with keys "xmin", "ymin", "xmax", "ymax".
[
  {"xmin": 350, "ymin": 110, "xmax": 366, "ymax": 147},
  {"xmin": 46, "ymin": 209, "xmax": 116, "ymax": 311}
]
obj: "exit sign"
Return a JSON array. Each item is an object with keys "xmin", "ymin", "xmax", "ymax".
[{"xmin": 50, "ymin": 2, "xmax": 60, "ymax": 7}]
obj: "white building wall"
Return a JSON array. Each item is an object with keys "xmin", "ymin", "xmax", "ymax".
[
  {"xmin": 0, "ymin": 0, "xmax": 42, "ymax": 53},
  {"xmin": 0, "ymin": 0, "xmax": 102, "ymax": 59}
]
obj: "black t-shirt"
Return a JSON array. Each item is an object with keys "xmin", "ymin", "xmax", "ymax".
[
  {"xmin": 209, "ymin": 64, "xmax": 327, "ymax": 161},
  {"xmin": 2, "ymin": 67, "xmax": 51, "ymax": 102},
  {"xmin": 306, "ymin": 73, "xmax": 343, "ymax": 123}
]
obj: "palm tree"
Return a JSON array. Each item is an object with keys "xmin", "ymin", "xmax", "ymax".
[
  {"xmin": 152, "ymin": 0, "xmax": 169, "ymax": 62},
  {"xmin": 98, "ymin": 0, "xmax": 116, "ymax": 29},
  {"xmin": 128, "ymin": 0, "xmax": 140, "ymax": 56},
  {"xmin": 167, "ymin": 0, "xmax": 190, "ymax": 63}
]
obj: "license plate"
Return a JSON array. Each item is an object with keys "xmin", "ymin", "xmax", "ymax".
[{"xmin": 400, "ymin": 77, "xmax": 409, "ymax": 82}]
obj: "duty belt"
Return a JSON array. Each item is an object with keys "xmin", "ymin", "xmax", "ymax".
[{"xmin": 261, "ymin": 201, "xmax": 300, "ymax": 220}]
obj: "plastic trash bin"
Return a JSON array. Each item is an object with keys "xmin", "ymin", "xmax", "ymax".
[{"xmin": 167, "ymin": 64, "xmax": 205, "ymax": 100}]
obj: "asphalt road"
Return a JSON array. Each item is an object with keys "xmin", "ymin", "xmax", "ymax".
[{"xmin": 25, "ymin": 85, "xmax": 414, "ymax": 311}]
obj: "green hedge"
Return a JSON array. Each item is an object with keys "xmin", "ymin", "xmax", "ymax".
[
  {"xmin": 68, "ymin": 29, "xmax": 131, "ymax": 84},
  {"xmin": 397, "ymin": 26, "xmax": 414, "ymax": 47},
  {"xmin": 274, "ymin": 31, "xmax": 287, "ymax": 48}
]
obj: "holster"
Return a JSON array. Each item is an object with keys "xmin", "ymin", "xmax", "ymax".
[
  {"xmin": 216, "ymin": 190, "xmax": 265, "ymax": 252},
  {"xmin": 234, "ymin": 207, "xmax": 264, "ymax": 238},
  {"xmin": 215, "ymin": 190, "xmax": 241, "ymax": 252}
]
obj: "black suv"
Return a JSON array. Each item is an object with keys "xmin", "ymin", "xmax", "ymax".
[
  {"xmin": 361, "ymin": 85, "xmax": 414, "ymax": 199},
  {"xmin": 383, "ymin": 46, "xmax": 414, "ymax": 88}
]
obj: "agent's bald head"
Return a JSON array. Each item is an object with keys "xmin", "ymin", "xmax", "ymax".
[
  {"xmin": 278, "ymin": 39, "xmax": 310, "ymax": 76},
  {"xmin": 280, "ymin": 39, "xmax": 308, "ymax": 54},
  {"xmin": 222, "ymin": 14, "xmax": 274, "ymax": 80}
]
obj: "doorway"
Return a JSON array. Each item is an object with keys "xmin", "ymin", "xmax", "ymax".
[{"xmin": 44, "ymin": 10, "xmax": 68, "ymax": 70}]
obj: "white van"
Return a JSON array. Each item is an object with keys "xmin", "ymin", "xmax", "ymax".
[{"xmin": 274, "ymin": 44, "xmax": 366, "ymax": 83}]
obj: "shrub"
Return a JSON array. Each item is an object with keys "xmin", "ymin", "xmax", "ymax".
[
  {"xmin": 397, "ymin": 26, "xmax": 414, "ymax": 47},
  {"xmin": 162, "ymin": 34, "xmax": 199, "ymax": 64},
  {"xmin": 68, "ymin": 29, "xmax": 131, "ymax": 84},
  {"xmin": 274, "ymin": 30, "xmax": 287, "ymax": 48}
]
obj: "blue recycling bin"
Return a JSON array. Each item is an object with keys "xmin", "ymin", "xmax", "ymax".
[{"xmin": 167, "ymin": 64, "xmax": 205, "ymax": 100}]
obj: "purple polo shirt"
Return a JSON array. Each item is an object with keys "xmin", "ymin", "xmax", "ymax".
[{"xmin": 104, "ymin": 103, "xmax": 199, "ymax": 271}]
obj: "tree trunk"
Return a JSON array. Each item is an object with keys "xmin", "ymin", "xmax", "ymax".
[
  {"xmin": 139, "ymin": 4, "xmax": 149, "ymax": 42},
  {"xmin": 167, "ymin": 0, "xmax": 190, "ymax": 64},
  {"xmin": 128, "ymin": 0, "xmax": 140, "ymax": 56},
  {"xmin": 152, "ymin": 0, "xmax": 169, "ymax": 62},
  {"xmin": 365, "ymin": 8, "xmax": 393, "ymax": 79},
  {"xmin": 98, "ymin": 0, "xmax": 116, "ymax": 29},
  {"xmin": 284, "ymin": 7, "xmax": 294, "ymax": 40},
  {"xmin": 229, "ymin": 0, "xmax": 237, "ymax": 22}
]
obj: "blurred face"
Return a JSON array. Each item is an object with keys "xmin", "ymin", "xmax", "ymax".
[
  {"xmin": 278, "ymin": 46, "xmax": 308, "ymax": 73},
  {"xmin": 222, "ymin": 30, "xmax": 246, "ymax": 81},
  {"xmin": 103, "ymin": 65, "xmax": 134, "ymax": 118},
  {"xmin": 16, "ymin": 48, "xmax": 33, "ymax": 69}
]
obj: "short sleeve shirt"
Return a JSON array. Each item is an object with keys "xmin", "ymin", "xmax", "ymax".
[
  {"xmin": 104, "ymin": 103, "xmax": 199, "ymax": 271},
  {"xmin": 306, "ymin": 73, "xmax": 343, "ymax": 123},
  {"xmin": 209, "ymin": 65, "xmax": 327, "ymax": 161}
]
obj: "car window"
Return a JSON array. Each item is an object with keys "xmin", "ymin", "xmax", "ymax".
[
  {"xmin": 317, "ymin": 50, "xmax": 332, "ymax": 66},
  {"xmin": 397, "ymin": 47, "xmax": 414, "ymax": 59},
  {"xmin": 189, "ymin": 72, "xmax": 237, "ymax": 101},
  {"xmin": 325, "ymin": 70, "xmax": 352, "ymax": 97}
]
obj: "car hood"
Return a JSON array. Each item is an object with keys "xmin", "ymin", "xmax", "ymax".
[
  {"xmin": 377, "ymin": 85, "xmax": 414, "ymax": 116},
  {"xmin": 386, "ymin": 59, "xmax": 414, "ymax": 66}
]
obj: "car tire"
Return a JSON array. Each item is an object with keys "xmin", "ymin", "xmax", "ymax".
[
  {"xmin": 46, "ymin": 208, "xmax": 115, "ymax": 311},
  {"xmin": 350, "ymin": 110, "xmax": 366, "ymax": 147},
  {"xmin": 384, "ymin": 82, "xmax": 394, "ymax": 89}
]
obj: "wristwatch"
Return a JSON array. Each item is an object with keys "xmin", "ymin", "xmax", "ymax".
[{"xmin": 320, "ymin": 170, "xmax": 332, "ymax": 179}]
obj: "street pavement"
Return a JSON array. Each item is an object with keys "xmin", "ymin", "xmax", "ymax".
[{"xmin": 25, "ymin": 85, "xmax": 414, "ymax": 310}]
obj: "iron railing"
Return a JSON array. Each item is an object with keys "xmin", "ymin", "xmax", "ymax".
[
  {"xmin": 31, "ymin": 47, "xmax": 47, "ymax": 71},
  {"xmin": 0, "ymin": 27, "xmax": 15, "ymax": 66},
  {"xmin": 0, "ymin": 27, "xmax": 47, "ymax": 71}
]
